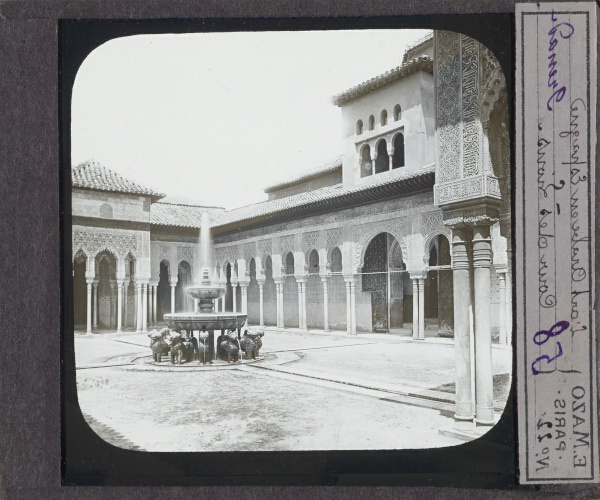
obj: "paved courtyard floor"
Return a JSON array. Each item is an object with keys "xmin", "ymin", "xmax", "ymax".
[{"xmin": 74, "ymin": 328, "xmax": 512, "ymax": 452}]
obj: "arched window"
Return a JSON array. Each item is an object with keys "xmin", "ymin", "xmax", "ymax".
[
  {"xmin": 356, "ymin": 120, "xmax": 363, "ymax": 135},
  {"xmin": 393, "ymin": 104, "xmax": 401, "ymax": 121},
  {"xmin": 99, "ymin": 203, "xmax": 113, "ymax": 219},
  {"xmin": 380, "ymin": 110, "xmax": 388, "ymax": 126},
  {"xmin": 285, "ymin": 252, "xmax": 295, "ymax": 275},
  {"xmin": 392, "ymin": 133, "xmax": 405, "ymax": 169},
  {"xmin": 375, "ymin": 139, "xmax": 389, "ymax": 174},
  {"xmin": 330, "ymin": 247, "xmax": 342, "ymax": 273},
  {"xmin": 308, "ymin": 249, "xmax": 319, "ymax": 274},
  {"xmin": 360, "ymin": 145, "xmax": 372, "ymax": 178},
  {"xmin": 368, "ymin": 115, "xmax": 375, "ymax": 131}
]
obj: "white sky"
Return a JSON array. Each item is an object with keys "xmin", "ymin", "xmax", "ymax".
[{"xmin": 72, "ymin": 29, "xmax": 432, "ymax": 210}]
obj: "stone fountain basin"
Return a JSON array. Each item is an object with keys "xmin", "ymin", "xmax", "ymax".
[
  {"xmin": 186, "ymin": 287, "xmax": 225, "ymax": 300},
  {"xmin": 163, "ymin": 312, "xmax": 247, "ymax": 332}
]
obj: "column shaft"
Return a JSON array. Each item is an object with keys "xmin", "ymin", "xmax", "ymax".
[
  {"xmin": 117, "ymin": 281, "xmax": 123, "ymax": 333},
  {"xmin": 123, "ymin": 283, "xmax": 128, "ymax": 328},
  {"xmin": 279, "ymin": 282, "xmax": 284, "ymax": 328},
  {"xmin": 133, "ymin": 284, "xmax": 138, "ymax": 331},
  {"xmin": 258, "ymin": 283, "xmax": 264, "ymax": 327},
  {"xmin": 170, "ymin": 284, "xmax": 176, "ymax": 314},
  {"xmin": 297, "ymin": 282, "xmax": 303, "ymax": 329},
  {"xmin": 451, "ymin": 227, "xmax": 473, "ymax": 424},
  {"xmin": 473, "ymin": 225, "xmax": 494, "ymax": 425},
  {"xmin": 233, "ymin": 285, "xmax": 238, "ymax": 313},
  {"xmin": 153, "ymin": 285, "xmax": 158, "ymax": 324},
  {"xmin": 93, "ymin": 283, "xmax": 99, "ymax": 328},
  {"xmin": 350, "ymin": 280, "xmax": 357, "ymax": 335},
  {"xmin": 302, "ymin": 283, "xmax": 307, "ymax": 330},
  {"xmin": 86, "ymin": 281, "xmax": 93, "ymax": 335},
  {"xmin": 412, "ymin": 279, "xmax": 419, "ymax": 339},
  {"xmin": 345, "ymin": 280, "xmax": 352, "ymax": 334},
  {"xmin": 136, "ymin": 284, "xmax": 143, "ymax": 333},
  {"xmin": 142, "ymin": 284, "xmax": 148, "ymax": 333},
  {"xmin": 498, "ymin": 272, "xmax": 506, "ymax": 344},
  {"xmin": 322, "ymin": 279, "xmax": 329, "ymax": 332},
  {"xmin": 418, "ymin": 278, "xmax": 425, "ymax": 340}
]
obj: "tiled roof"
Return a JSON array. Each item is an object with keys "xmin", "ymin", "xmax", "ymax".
[
  {"xmin": 212, "ymin": 165, "xmax": 435, "ymax": 230},
  {"xmin": 331, "ymin": 56, "xmax": 433, "ymax": 107},
  {"xmin": 151, "ymin": 200, "xmax": 224, "ymax": 229},
  {"xmin": 72, "ymin": 161, "xmax": 165, "ymax": 200},
  {"xmin": 263, "ymin": 156, "xmax": 343, "ymax": 193}
]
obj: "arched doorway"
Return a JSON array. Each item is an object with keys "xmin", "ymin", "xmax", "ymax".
[
  {"xmin": 247, "ymin": 258, "xmax": 259, "ymax": 324},
  {"xmin": 73, "ymin": 251, "xmax": 87, "ymax": 328},
  {"xmin": 175, "ymin": 261, "xmax": 192, "ymax": 313},
  {"xmin": 328, "ymin": 247, "xmax": 346, "ymax": 330},
  {"xmin": 361, "ymin": 233, "xmax": 406, "ymax": 333},
  {"xmin": 306, "ymin": 249, "xmax": 323, "ymax": 328},
  {"xmin": 157, "ymin": 260, "xmax": 171, "ymax": 321},
  {"xmin": 96, "ymin": 250, "xmax": 117, "ymax": 329},
  {"xmin": 224, "ymin": 263, "xmax": 233, "ymax": 311},
  {"xmin": 424, "ymin": 235, "xmax": 454, "ymax": 337},
  {"xmin": 283, "ymin": 252, "xmax": 299, "ymax": 328}
]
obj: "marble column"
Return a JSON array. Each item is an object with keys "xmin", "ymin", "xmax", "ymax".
[
  {"xmin": 142, "ymin": 283, "xmax": 148, "ymax": 333},
  {"xmin": 123, "ymin": 281, "xmax": 129, "ymax": 329},
  {"xmin": 451, "ymin": 227, "xmax": 474, "ymax": 427},
  {"xmin": 258, "ymin": 281, "xmax": 265, "ymax": 327},
  {"xmin": 350, "ymin": 279, "xmax": 357, "ymax": 335},
  {"xmin": 498, "ymin": 271, "xmax": 507, "ymax": 344},
  {"xmin": 92, "ymin": 280, "xmax": 99, "ymax": 329},
  {"xmin": 232, "ymin": 284, "xmax": 238, "ymax": 313},
  {"xmin": 170, "ymin": 282, "xmax": 176, "ymax": 314},
  {"xmin": 133, "ymin": 282, "xmax": 138, "ymax": 331},
  {"xmin": 274, "ymin": 281, "xmax": 281, "ymax": 328},
  {"xmin": 505, "ymin": 271, "xmax": 512, "ymax": 345},
  {"xmin": 418, "ymin": 278, "xmax": 425, "ymax": 340},
  {"xmin": 302, "ymin": 282, "xmax": 308, "ymax": 330},
  {"xmin": 472, "ymin": 224, "xmax": 494, "ymax": 426},
  {"xmin": 152, "ymin": 284, "xmax": 158, "ymax": 325},
  {"xmin": 322, "ymin": 277, "xmax": 329, "ymax": 332},
  {"xmin": 345, "ymin": 279, "xmax": 352, "ymax": 334},
  {"xmin": 109, "ymin": 281, "xmax": 116, "ymax": 329},
  {"xmin": 86, "ymin": 279, "xmax": 93, "ymax": 335},
  {"xmin": 297, "ymin": 281, "xmax": 303, "ymax": 329},
  {"xmin": 116, "ymin": 280, "xmax": 124, "ymax": 333},
  {"xmin": 136, "ymin": 283, "xmax": 143, "ymax": 333},
  {"xmin": 241, "ymin": 284, "xmax": 248, "ymax": 315},
  {"xmin": 412, "ymin": 279, "xmax": 419, "ymax": 340}
]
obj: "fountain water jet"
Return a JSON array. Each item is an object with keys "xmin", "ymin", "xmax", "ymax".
[{"xmin": 163, "ymin": 211, "xmax": 248, "ymax": 363}]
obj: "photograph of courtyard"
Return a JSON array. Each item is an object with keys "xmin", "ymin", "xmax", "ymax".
[{"xmin": 70, "ymin": 28, "xmax": 513, "ymax": 451}]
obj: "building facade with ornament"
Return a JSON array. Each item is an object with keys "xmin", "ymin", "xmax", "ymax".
[{"xmin": 71, "ymin": 31, "xmax": 511, "ymax": 428}]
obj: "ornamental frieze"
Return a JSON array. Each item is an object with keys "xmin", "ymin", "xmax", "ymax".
[{"xmin": 73, "ymin": 229, "xmax": 141, "ymax": 260}]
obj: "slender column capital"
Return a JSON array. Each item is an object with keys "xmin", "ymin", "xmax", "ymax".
[
  {"xmin": 409, "ymin": 270, "xmax": 427, "ymax": 281},
  {"xmin": 472, "ymin": 224, "xmax": 492, "ymax": 269},
  {"xmin": 86, "ymin": 278, "xmax": 95, "ymax": 286},
  {"xmin": 451, "ymin": 227, "xmax": 472, "ymax": 270}
]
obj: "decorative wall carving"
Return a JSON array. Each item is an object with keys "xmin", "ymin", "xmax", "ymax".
[
  {"xmin": 279, "ymin": 235, "xmax": 295, "ymax": 256},
  {"xmin": 325, "ymin": 227, "xmax": 344, "ymax": 252},
  {"xmin": 73, "ymin": 229, "xmax": 140, "ymax": 261},
  {"xmin": 159, "ymin": 245, "xmax": 171, "ymax": 262},
  {"xmin": 461, "ymin": 35, "xmax": 480, "ymax": 177},
  {"xmin": 434, "ymin": 178, "xmax": 483, "ymax": 204},
  {"xmin": 301, "ymin": 231, "xmax": 320, "ymax": 255},
  {"xmin": 437, "ymin": 31, "xmax": 461, "ymax": 183},
  {"xmin": 258, "ymin": 239, "xmax": 272, "ymax": 259},
  {"xmin": 214, "ymin": 244, "xmax": 237, "ymax": 265},
  {"xmin": 242, "ymin": 242, "xmax": 256, "ymax": 262},
  {"xmin": 421, "ymin": 210, "xmax": 444, "ymax": 238},
  {"xmin": 177, "ymin": 246, "xmax": 194, "ymax": 265}
]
